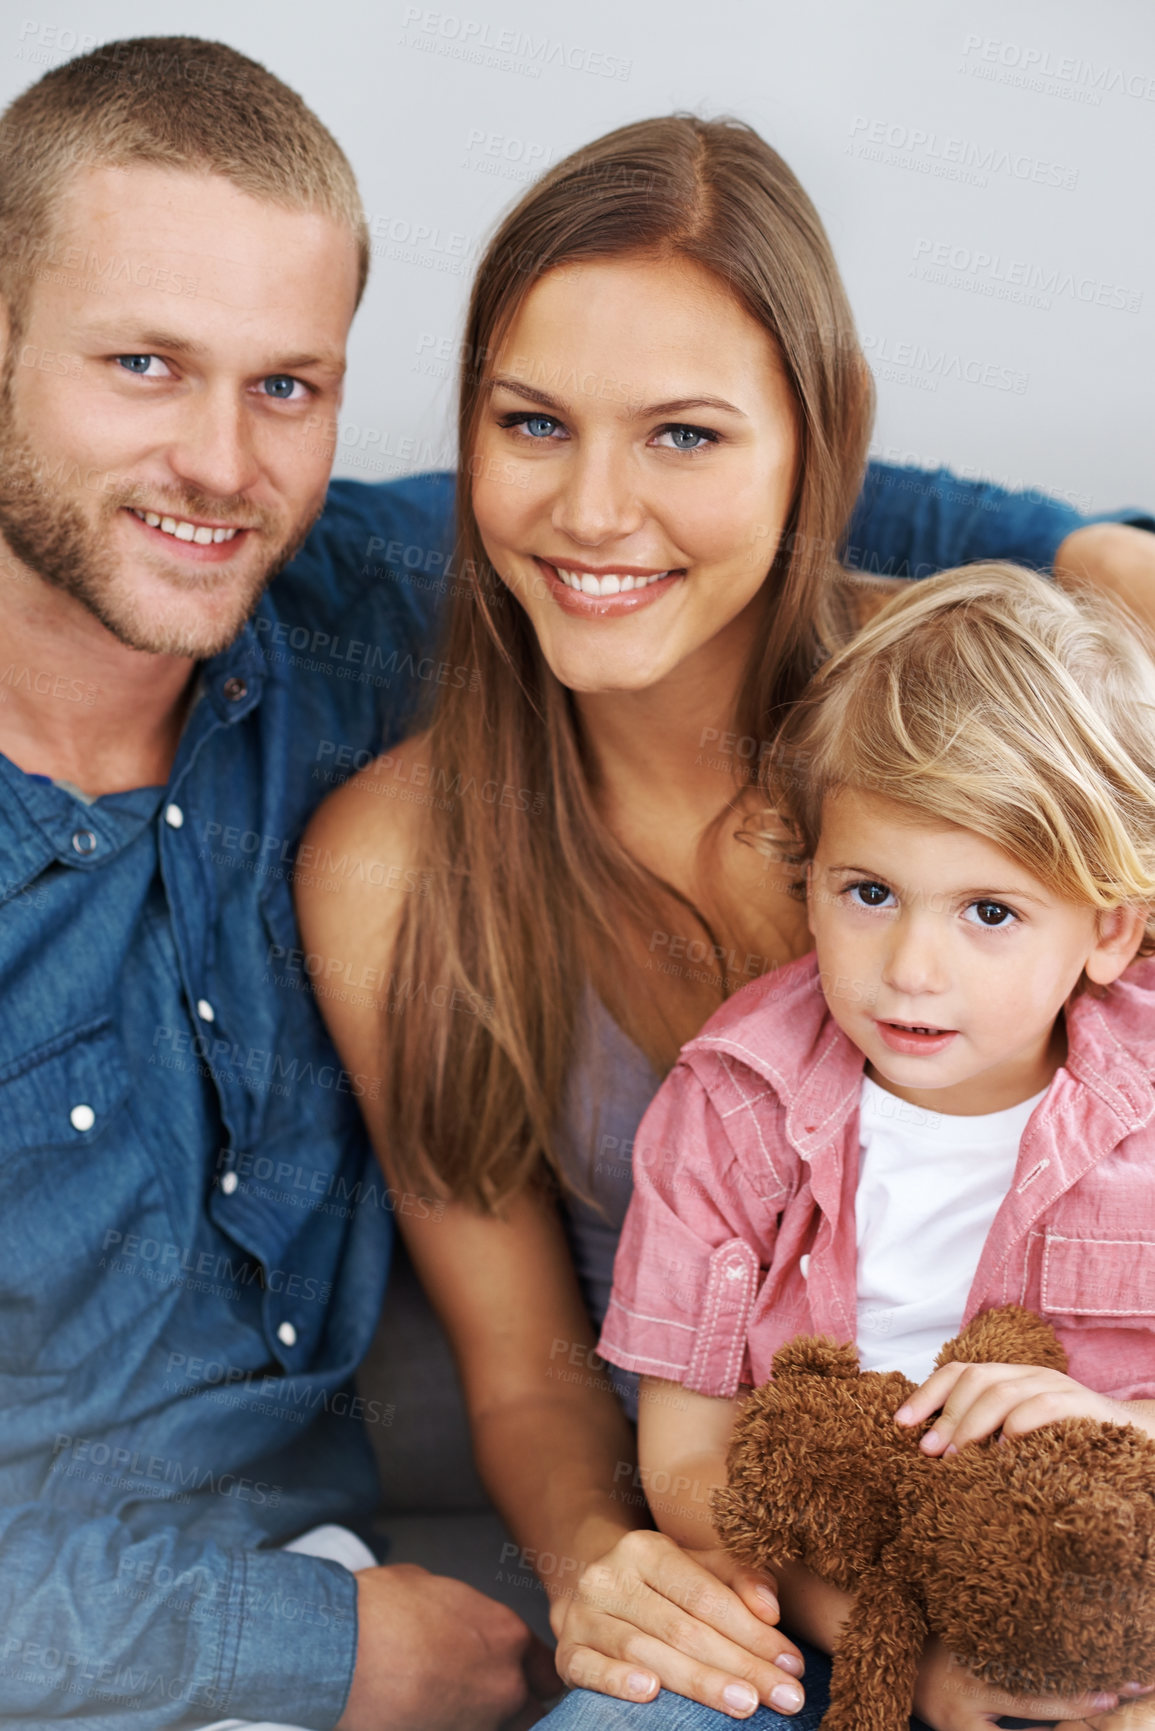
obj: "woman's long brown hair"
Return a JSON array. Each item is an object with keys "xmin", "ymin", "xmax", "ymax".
[{"xmin": 382, "ymin": 116, "xmax": 874, "ymax": 1210}]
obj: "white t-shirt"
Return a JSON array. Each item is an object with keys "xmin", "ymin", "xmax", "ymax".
[{"xmin": 855, "ymin": 1074, "xmax": 1048, "ymax": 1380}]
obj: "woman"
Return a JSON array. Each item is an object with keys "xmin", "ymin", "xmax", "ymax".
[{"xmin": 298, "ymin": 117, "xmax": 1119, "ymax": 1727}]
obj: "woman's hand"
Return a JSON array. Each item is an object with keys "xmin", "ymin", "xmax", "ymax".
[
  {"xmin": 551, "ymin": 1528, "xmax": 808, "ymax": 1719},
  {"xmin": 913, "ymin": 1635, "xmax": 1121, "ymax": 1730},
  {"xmin": 895, "ymin": 1361, "xmax": 1131, "ymax": 1456}
]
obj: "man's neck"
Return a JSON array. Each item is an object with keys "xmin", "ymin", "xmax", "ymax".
[{"xmin": 0, "ymin": 548, "xmax": 199, "ymax": 797}]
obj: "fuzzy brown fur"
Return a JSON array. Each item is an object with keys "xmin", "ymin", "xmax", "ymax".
[{"xmin": 712, "ymin": 1306, "xmax": 1155, "ymax": 1731}]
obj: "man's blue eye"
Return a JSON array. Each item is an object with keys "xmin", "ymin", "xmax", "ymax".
[
  {"xmin": 263, "ymin": 376, "xmax": 298, "ymax": 399},
  {"xmin": 118, "ymin": 355, "xmax": 153, "ymax": 373}
]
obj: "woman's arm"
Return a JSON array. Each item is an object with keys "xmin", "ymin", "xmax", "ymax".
[{"xmin": 296, "ymin": 754, "xmax": 810, "ymax": 1717}]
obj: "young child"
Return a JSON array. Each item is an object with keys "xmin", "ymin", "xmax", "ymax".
[{"xmin": 596, "ymin": 563, "xmax": 1155, "ymax": 1731}]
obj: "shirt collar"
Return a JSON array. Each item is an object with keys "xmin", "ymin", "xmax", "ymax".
[{"xmin": 0, "ymin": 609, "xmax": 272, "ymax": 901}]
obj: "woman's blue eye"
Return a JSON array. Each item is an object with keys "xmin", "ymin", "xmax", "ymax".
[
  {"xmin": 967, "ymin": 900, "xmax": 1015, "ymax": 927},
  {"xmin": 663, "ymin": 425, "xmax": 711, "ymax": 451},
  {"xmin": 849, "ymin": 881, "xmax": 893, "ymax": 908},
  {"xmin": 262, "ymin": 375, "xmax": 300, "ymax": 399},
  {"xmin": 521, "ymin": 415, "xmax": 558, "ymax": 438}
]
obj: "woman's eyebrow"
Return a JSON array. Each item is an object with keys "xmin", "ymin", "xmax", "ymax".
[
  {"xmin": 488, "ymin": 374, "xmax": 566, "ymax": 410},
  {"xmin": 642, "ymin": 394, "xmax": 747, "ymax": 419},
  {"xmin": 488, "ymin": 374, "xmax": 747, "ymax": 419}
]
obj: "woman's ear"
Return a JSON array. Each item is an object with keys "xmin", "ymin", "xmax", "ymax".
[{"xmin": 1084, "ymin": 904, "xmax": 1149, "ymax": 987}]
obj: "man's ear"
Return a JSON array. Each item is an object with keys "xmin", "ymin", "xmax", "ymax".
[{"xmin": 1084, "ymin": 904, "xmax": 1149, "ymax": 987}]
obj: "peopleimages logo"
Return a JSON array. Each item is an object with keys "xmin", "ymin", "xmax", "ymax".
[
  {"xmin": 960, "ymin": 34, "xmax": 1155, "ymax": 104},
  {"xmin": 847, "ymin": 117, "xmax": 1078, "ymax": 191},
  {"xmin": 398, "ymin": 7, "xmax": 632, "ymax": 81},
  {"xmin": 910, "ymin": 240, "xmax": 1142, "ymax": 315}
]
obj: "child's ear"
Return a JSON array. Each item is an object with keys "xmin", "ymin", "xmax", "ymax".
[{"xmin": 1084, "ymin": 905, "xmax": 1149, "ymax": 987}]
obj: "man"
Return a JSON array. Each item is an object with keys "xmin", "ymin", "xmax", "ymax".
[{"xmin": 0, "ymin": 33, "xmax": 1149, "ymax": 1731}]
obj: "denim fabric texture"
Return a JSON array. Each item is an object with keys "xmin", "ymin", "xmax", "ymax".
[
  {"xmin": 0, "ymin": 465, "xmax": 1113, "ymax": 1728},
  {"xmin": 541, "ymin": 1639, "xmax": 834, "ymax": 1730},
  {"xmin": 540, "ymin": 1637, "xmax": 937, "ymax": 1729}
]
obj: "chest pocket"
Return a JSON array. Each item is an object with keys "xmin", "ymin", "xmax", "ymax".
[
  {"xmin": 0, "ymin": 1019, "xmax": 171, "ymax": 1376},
  {"xmin": 1040, "ymin": 1231, "xmax": 1155, "ymax": 1319},
  {"xmin": 0, "ymin": 1017, "xmax": 130, "ymax": 1157}
]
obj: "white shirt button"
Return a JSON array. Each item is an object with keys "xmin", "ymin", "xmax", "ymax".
[
  {"xmin": 799, "ymin": 1254, "xmax": 811, "ymax": 1279},
  {"xmin": 219, "ymin": 1171, "xmax": 239, "ymax": 1196},
  {"xmin": 724, "ymin": 1262, "xmax": 743, "ymax": 1280},
  {"xmin": 164, "ymin": 804, "xmax": 184, "ymax": 829},
  {"xmin": 70, "ymin": 1104, "xmax": 96, "ymax": 1133},
  {"xmin": 196, "ymin": 999, "xmax": 216, "ymax": 1023},
  {"xmin": 277, "ymin": 1321, "xmax": 298, "ymax": 1349}
]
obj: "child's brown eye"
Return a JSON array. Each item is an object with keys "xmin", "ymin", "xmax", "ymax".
[
  {"xmin": 973, "ymin": 900, "xmax": 1012, "ymax": 926},
  {"xmin": 852, "ymin": 881, "xmax": 891, "ymax": 907}
]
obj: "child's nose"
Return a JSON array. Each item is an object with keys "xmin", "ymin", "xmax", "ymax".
[{"xmin": 881, "ymin": 920, "xmax": 949, "ymax": 996}]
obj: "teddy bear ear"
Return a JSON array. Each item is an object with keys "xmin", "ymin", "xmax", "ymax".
[
  {"xmin": 772, "ymin": 1335, "xmax": 862, "ymax": 1380},
  {"xmin": 935, "ymin": 1305, "xmax": 1068, "ymax": 1372}
]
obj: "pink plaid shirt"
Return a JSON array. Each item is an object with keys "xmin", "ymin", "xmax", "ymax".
[{"xmin": 598, "ymin": 952, "xmax": 1155, "ymax": 1403}]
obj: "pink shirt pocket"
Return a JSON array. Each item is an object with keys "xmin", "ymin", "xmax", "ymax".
[{"xmin": 1040, "ymin": 1231, "xmax": 1155, "ymax": 1320}]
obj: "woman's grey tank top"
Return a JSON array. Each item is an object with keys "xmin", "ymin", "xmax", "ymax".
[{"xmin": 555, "ymin": 990, "xmax": 661, "ymax": 1420}]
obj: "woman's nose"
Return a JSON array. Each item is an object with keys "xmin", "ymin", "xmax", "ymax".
[{"xmin": 549, "ymin": 439, "xmax": 645, "ymax": 548}]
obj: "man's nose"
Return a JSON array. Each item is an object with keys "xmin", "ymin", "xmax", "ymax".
[
  {"xmin": 549, "ymin": 438, "xmax": 645, "ymax": 548},
  {"xmin": 166, "ymin": 387, "xmax": 261, "ymax": 503}
]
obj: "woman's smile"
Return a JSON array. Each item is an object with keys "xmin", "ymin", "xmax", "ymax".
[{"xmin": 534, "ymin": 555, "xmax": 686, "ymax": 617}]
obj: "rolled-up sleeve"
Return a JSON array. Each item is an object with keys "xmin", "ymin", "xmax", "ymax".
[{"xmin": 597, "ymin": 1061, "xmax": 782, "ymax": 1399}]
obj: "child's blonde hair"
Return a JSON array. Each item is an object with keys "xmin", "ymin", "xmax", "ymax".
[{"xmin": 765, "ymin": 562, "xmax": 1155, "ymax": 956}]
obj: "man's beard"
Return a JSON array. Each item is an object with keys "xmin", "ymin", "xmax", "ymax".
[{"xmin": 0, "ymin": 368, "xmax": 321, "ymax": 659}]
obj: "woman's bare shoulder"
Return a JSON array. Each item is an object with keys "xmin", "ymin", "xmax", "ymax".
[{"xmin": 295, "ymin": 730, "xmax": 434, "ymax": 959}]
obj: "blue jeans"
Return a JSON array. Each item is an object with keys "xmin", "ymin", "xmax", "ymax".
[
  {"xmin": 539, "ymin": 1637, "xmax": 945, "ymax": 1729},
  {"xmin": 539, "ymin": 1639, "xmax": 832, "ymax": 1731}
]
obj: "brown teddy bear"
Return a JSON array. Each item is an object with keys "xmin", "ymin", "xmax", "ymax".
[{"xmin": 712, "ymin": 1305, "xmax": 1155, "ymax": 1731}]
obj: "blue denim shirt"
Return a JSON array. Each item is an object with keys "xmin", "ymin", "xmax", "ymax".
[{"xmin": 0, "ymin": 463, "xmax": 1144, "ymax": 1731}]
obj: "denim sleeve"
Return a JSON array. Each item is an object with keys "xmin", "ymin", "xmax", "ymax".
[
  {"xmin": 0, "ymin": 1505, "xmax": 358, "ymax": 1729},
  {"xmin": 846, "ymin": 460, "xmax": 1152, "ymax": 581}
]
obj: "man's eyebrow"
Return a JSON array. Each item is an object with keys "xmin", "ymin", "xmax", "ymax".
[
  {"xmin": 823, "ymin": 863, "xmax": 1048, "ymax": 905},
  {"xmin": 488, "ymin": 374, "xmax": 746, "ymax": 419},
  {"xmin": 84, "ymin": 325, "xmax": 344, "ymax": 373},
  {"xmin": 86, "ymin": 324, "xmax": 210, "ymax": 357}
]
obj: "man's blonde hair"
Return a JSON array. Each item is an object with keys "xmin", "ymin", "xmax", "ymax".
[
  {"xmin": 0, "ymin": 35, "xmax": 369, "ymax": 326},
  {"xmin": 765, "ymin": 562, "xmax": 1155, "ymax": 954}
]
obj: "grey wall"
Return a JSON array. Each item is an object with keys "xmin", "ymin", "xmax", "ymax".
[{"xmin": 5, "ymin": 0, "xmax": 1153, "ymax": 510}]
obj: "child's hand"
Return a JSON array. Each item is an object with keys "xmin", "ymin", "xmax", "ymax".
[
  {"xmin": 895, "ymin": 1361, "xmax": 1128, "ymax": 1456},
  {"xmin": 913, "ymin": 1635, "xmax": 1120, "ymax": 1729},
  {"xmin": 1054, "ymin": 1693, "xmax": 1155, "ymax": 1730}
]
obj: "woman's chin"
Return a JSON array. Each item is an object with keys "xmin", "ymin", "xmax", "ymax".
[{"xmin": 534, "ymin": 632, "xmax": 678, "ymax": 695}]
